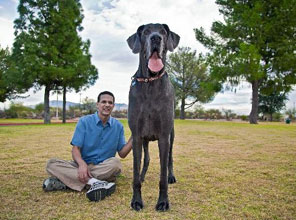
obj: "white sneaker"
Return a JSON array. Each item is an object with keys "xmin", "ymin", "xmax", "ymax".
[{"xmin": 86, "ymin": 181, "xmax": 116, "ymax": 202}]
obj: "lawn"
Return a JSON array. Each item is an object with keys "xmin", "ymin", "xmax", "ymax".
[
  {"xmin": 0, "ymin": 118, "xmax": 44, "ymax": 124},
  {"xmin": 0, "ymin": 120, "xmax": 295, "ymax": 219}
]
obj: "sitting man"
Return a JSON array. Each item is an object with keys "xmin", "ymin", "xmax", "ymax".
[{"xmin": 43, "ymin": 91, "xmax": 132, "ymax": 202}]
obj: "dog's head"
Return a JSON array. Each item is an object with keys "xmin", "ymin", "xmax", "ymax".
[{"xmin": 127, "ymin": 23, "xmax": 180, "ymax": 76}]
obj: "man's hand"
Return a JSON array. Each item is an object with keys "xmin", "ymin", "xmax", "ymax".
[
  {"xmin": 118, "ymin": 136, "xmax": 133, "ymax": 158},
  {"xmin": 72, "ymin": 146, "xmax": 92, "ymax": 184},
  {"xmin": 78, "ymin": 162, "xmax": 92, "ymax": 184}
]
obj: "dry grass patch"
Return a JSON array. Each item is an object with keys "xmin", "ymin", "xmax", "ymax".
[{"xmin": 0, "ymin": 120, "xmax": 295, "ymax": 219}]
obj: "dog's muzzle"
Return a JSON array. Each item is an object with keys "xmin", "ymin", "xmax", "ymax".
[{"xmin": 148, "ymin": 34, "xmax": 164, "ymax": 73}]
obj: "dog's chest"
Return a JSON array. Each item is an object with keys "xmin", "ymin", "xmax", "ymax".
[{"xmin": 128, "ymin": 81, "xmax": 174, "ymax": 138}]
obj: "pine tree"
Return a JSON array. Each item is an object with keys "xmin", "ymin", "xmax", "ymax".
[
  {"xmin": 12, "ymin": 0, "xmax": 98, "ymax": 123},
  {"xmin": 195, "ymin": 0, "xmax": 296, "ymax": 124},
  {"xmin": 167, "ymin": 47, "xmax": 220, "ymax": 119}
]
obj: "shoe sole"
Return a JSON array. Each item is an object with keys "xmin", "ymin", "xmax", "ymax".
[{"xmin": 86, "ymin": 184, "xmax": 116, "ymax": 202}]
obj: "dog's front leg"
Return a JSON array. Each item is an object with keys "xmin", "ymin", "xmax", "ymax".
[
  {"xmin": 156, "ymin": 136, "xmax": 170, "ymax": 211},
  {"xmin": 131, "ymin": 136, "xmax": 144, "ymax": 211}
]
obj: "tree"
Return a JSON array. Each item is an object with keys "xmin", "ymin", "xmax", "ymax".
[
  {"xmin": 34, "ymin": 103, "xmax": 44, "ymax": 118},
  {"xmin": 0, "ymin": 46, "xmax": 27, "ymax": 102},
  {"xmin": 60, "ymin": 39, "xmax": 98, "ymax": 123},
  {"xmin": 222, "ymin": 108, "xmax": 237, "ymax": 121},
  {"xmin": 167, "ymin": 47, "xmax": 220, "ymax": 119},
  {"xmin": 195, "ymin": 0, "xmax": 296, "ymax": 124},
  {"xmin": 4, "ymin": 102, "xmax": 33, "ymax": 118},
  {"xmin": 0, "ymin": 46, "xmax": 12, "ymax": 102},
  {"xmin": 258, "ymin": 81, "xmax": 288, "ymax": 121},
  {"xmin": 12, "ymin": 0, "xmax": 98, "ymax": 124},
  {"xmin": 285, "ymin": 107, "xmax": 296, "ymax": 121},
  {"xmin": 81, "ymin": 97, "xmax": 96, "ymax": 114}
]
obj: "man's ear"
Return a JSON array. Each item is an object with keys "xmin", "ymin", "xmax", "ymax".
[
  {"xmin": 127, "ymin": 25, "xmax": 145, "ymax": 54},
  {"xmin": 163, "ymin": 24, "xmax": 180, "ymax": 52}
]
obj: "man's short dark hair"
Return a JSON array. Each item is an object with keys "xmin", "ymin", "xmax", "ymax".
[{"xmin": 97, "ymin": 91, "xmax": 115, "ymax": 103}]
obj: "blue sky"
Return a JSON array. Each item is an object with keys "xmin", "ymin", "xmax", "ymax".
[{"xmin": 0, "ymin": 0, "xmax": 295, "ymax": 114}]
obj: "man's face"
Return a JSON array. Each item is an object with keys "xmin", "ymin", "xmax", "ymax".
[{"xmin": 96, "ymin": 94, "xmax": 114, "ymax": 118}]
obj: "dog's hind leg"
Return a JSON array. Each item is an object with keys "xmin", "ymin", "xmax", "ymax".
[
  {"xmin": 140, "ymin": 139, "xmax": 149, "ymax": 182},
  {"xmin": 168, "ymin": 128, "xmax": 176, "ymax": 184}
]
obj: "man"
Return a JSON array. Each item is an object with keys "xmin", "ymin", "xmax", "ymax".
[{"xmin": 43, "ymin": 91, "xmax": 132, "ymax": 202}]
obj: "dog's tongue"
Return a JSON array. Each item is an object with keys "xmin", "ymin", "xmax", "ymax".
[{"xmin": 148, "ymin": 52, "xmax": 164, "ymax": 72}]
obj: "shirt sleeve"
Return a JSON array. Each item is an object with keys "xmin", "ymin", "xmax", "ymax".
[
  {"xmin": 70, "ymin": 118, "xmax": 85, "ymax": 148},
  {"xmin": 117, "ymin": 125, "xmax": 126, "ymax": 152}
]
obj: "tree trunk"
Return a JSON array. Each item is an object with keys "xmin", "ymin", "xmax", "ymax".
[
  {"xmin": 180, "ymin": 98, "xmax": 185, "ymax": 120},
  {"xmin": 44, "ymin": 86, "xmax": 51, "ymax": 124},
  {"xmin": 62, "ymin": 86, "xmax": 66, "ymax": 123},
  {"xmin": 249, "ymin": 80, "xmax": 259, "ymax": 124}
]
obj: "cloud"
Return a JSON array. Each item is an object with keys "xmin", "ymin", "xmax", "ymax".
[
  {"xmin": 75, "ymin": 0, "xmax": 225, "ymax": 107},
  {"xmin": 0, "ymin": 0, "xmax": 17, "ymax": 20},
  {"xmin": 0, "ymin": 17, "xmax": 14, "ymax": 48},
  {"xmin": 80, "ymin": 0, "xmax": 221, "ymax": 65},
  {"xmin": 203, "ymin": 84, "xmax": 252, "ymax": 115}
]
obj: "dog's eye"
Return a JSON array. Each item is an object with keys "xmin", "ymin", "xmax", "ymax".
[
  {"xmin": 160, "ymin": 29, "xmax": 167, "ymax": 35},
  {"xmin": 144, "ymin": 29, "xmax": 151, "ymax": 35}
]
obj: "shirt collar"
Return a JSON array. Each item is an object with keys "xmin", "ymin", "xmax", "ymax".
[{"xmin": 95, "ymin": 112, "xmax": 113, "ymax": 127}]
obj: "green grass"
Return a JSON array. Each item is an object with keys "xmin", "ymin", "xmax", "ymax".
[
  {"xmin": 0, "ymin": 120, "xmax": 295, "ymax": 219},
  {"xmin": 0, "ymin": 118, "xmax": 44, "ymax": 123}
]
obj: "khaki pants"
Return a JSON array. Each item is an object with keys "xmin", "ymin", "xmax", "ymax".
[{"xmin": 46, "ymin": 157, "xmax": 122, "ymax": 191}]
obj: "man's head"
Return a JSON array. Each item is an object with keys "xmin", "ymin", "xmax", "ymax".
[
  {"xmin": 97, "ymin": 91, "xmax": 115, "ymax": 103},
  {"xmin": 96, "ymin": 91, "xmax": 115, "ymax": 119}
]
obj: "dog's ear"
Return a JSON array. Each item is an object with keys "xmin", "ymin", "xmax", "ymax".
[
  {"xmin": 163, "ymin": 24, "xmax": 180, "ymax": 52},
  {"xmin": 127, "ymin": 25, "xmax": 145, "ymax": 54}
]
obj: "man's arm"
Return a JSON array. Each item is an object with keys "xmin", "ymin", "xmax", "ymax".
[
  {"xmin": 72, "ymin": 146, "xmax": 92, "ymax": 184},
  {"xmin": 118, "ymin": 136, "xmax": 132, "ymax": 158}
]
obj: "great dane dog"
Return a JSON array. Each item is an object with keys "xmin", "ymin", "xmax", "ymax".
[{"xmin": 127, "ymin": 23, "xmax": 180, "ymax": 211}]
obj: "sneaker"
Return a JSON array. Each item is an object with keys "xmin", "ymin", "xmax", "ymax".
[
  {"xmin": 86, "ymin": 181, "xmax": 116, "ymax": 202},
  {"xmin": 43, "ymin": 177, "xmax": 68, "ymax": 192}
]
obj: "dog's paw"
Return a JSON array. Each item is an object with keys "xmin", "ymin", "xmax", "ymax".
[
  {"xmin": 140, "ymin": 175, "xmax": 145, "ymax": 183},
  {"xmin": 156, "ymin": 199, "xmax": 170, "ymax": 211},
  {"xmin": 131, "ymin": 199, "xmax": 144, "ymax": 211},
  {"xmin": 168, "ymin": 175, "xmax": 176, "ymax": 184}
]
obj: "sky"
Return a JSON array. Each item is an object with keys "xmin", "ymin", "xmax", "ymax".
[{"xmin": 0, "ymin": 0, "xmax": 295, "ymax": 115}]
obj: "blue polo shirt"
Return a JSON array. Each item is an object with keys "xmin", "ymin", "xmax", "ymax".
[{"xmin": 70, "ymin": 112, "xmax": 126, "ymax": 165}]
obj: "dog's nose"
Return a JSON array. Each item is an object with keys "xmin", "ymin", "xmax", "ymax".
[{"xmin": 150, "ymin": 35, "xmax": 161, "ymax": 44}]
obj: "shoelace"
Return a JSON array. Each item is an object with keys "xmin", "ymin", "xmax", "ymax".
[{"xmin": 89, "ymin": 181, "xmax": 108, "ymax": 190}]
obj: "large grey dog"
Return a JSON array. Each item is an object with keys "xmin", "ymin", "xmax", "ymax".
[{"xmin": 127, "ymin": 23, "xmax": 180, "ymax": 211}]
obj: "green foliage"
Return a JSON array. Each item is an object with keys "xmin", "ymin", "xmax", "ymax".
[
  {"xmin": 167, "ymin": 47, "xmax": 220, "ymax": 119},
  {"xmin": 258, "ymin": 81, "xmax": 288, "ymax": 121},
  {"xmin": 12, "ymin": 0, "xmax": 98, "ymax": 123},
  {"xmin": 0, "ymin": 46, "xmax": 11, "ymax": 102},
  {"xmin": 81, "ymin": 97, "xmax": 96, "ymax": 114},
  {"xmin": 34, "ymin": 103, "xmax": 44, "ymax": 114},
  {"xmin": 222, "ymin": 109, "xmax": 237, "ymax": 121},
  {"xmin": 195, "ymin": 0, "xmax": 296, "ymax": 124},
  {"xmin": 4, "ymin": 102, "xmax": 33, "ymax": 118},
  {"xmin": 285, "ymin": 108, "xmax": 296, "ymax": 121},
  {"xmin": 240, "ymin": 115, "xmax": 249, "ymax": 121},
  {"xmin": 0, "ymin": 46, "xmax": 26, "ymax": 102}
]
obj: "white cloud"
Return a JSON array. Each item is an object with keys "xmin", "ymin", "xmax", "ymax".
[{"xmin": 0, "ymin": 17, "xmax": 14, "ymax": 48}]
